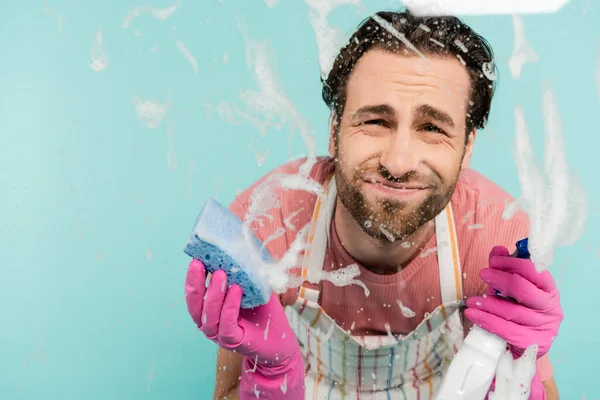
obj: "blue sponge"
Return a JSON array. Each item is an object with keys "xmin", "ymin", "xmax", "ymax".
[{"xmin": 183, "ymin": 197, "xmax": 272, "ymax": 309}]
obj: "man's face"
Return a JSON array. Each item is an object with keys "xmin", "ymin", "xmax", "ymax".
[{"xmin": 329, "ymin": 50, "xmax": 475, "ymax": 241}]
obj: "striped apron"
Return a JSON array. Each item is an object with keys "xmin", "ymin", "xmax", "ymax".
[{"xmin": 285, "ymin": 176, "xmax": 466, "ymax": 399}]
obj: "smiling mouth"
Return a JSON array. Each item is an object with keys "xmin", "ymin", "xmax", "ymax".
[{"xmin": 362, "ymin": 178, "xmax": 430, "ymax": 191}]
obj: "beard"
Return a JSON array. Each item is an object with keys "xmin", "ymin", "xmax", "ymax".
[{"xmin": 334, "ymin": 161, "xmax": 461, "ymax": 241}]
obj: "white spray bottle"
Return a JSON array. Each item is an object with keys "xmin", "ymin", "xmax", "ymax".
[{"xmin": 433, "ymin": 238, "xmax": 531, "ymax": 400}]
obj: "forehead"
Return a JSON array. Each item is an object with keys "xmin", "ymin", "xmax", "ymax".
[{"xmin": 344, "ymin": 50, "xmax": 471, "ymax": 120}]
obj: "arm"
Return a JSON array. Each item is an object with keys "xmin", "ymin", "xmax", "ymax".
[
  {"xmin": 542, "ymin": 378, "xmax": 559, "ymax": 400},
  {"xmin": 213, "ymin": 347, "xmax": 243, "ymax": 400}
]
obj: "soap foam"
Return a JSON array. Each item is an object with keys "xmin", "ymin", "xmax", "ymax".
[
  {"xmin": 397, "ymin": 300, "xmax": 416, "ymax": 318},
  {"xmin": 305, "ymin": 0, "xmax": 361, "ymax": 80},
  {"xmin": 133, "ymin": 92, "xmax": 170, "ymax": 129},
  {"xmin": 89, "ymin": 30, "xmax": 109, "ymax": 72},
  {"xmin": 402, "ymin": 0, "xmax": 570, "ymax": 15},
  {"xmin": 175, "ymin": 39, "xmax": 199, "ymax": 73},
  {"xmin": 248, "ymin": 137, "xmax": 269, "ymax": 166},
  {"xmin": 505, "ymin": 86, "xmax": 588, "ymax": 272},
  {"xmin": 508, "ymin": 16, "xmax": 539, "ymax": 80},
  {"xmin": 236, "ymin": 17, "xmax": 317, "ymax": 170},
  {"xmin": 489, "ymin": 345, "xmax": 538, "ymax": 400},
  {"xmin": 123, "ymin": 1, "xmax": 181, "ymax": 29}
]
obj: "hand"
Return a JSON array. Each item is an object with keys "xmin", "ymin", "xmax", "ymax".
[
  {"xmin": 465, "ymin": 246, "xmax": 563, "ymax": 359},
  {"xmin": 184, "ymin": 259, "xmax": 301, "ymax": 372}
]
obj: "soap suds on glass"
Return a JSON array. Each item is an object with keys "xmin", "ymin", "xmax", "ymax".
[
  {"xmin": 467, "ymin": 223, "xmax": 484, "ymax": 230},
  {"xmin": 89, "ymin": 30, "xmax": 109, "ymax": 72},
  {"xmin": 489, "ymin": 345, "xmax": 538, "ymax": 400},
  {"xmin": 133, "ymin": 92, "xmax": 170, "ymax": 129},
  {"xmin": 384, "ymin": 323, "xmax": 397, "ymax": 342},
  {"xmin": 420, "ymin": 246, "xmax": 438, "ymax": 258},
  {"xmin": 305, "ymin": 0, "xmax": 361, "ymax": 80},
  {"xmin": 508, "ymin": 16, "xmax": 539, "ymax": 80},
  {"xmin": 280, "ymin": 373, "xmax": 288, "ymax": 394},
  {"xmin": 396, "ymin": 300, "xmax": 416, "ymax": 318},
  {"xmin": 248, "ymin": 137, "xmax": 269, "ymax": 166},
  {"xmin": 175, "ymin": 39, "xmax": 199, "ymax": 73},
  {"xmin": 402, "ymin": 0, "xmax": 570, "ymax": 15},
  {"xmin": 504, "ymin": 86, "xmax": 587, "ymax": 272},
  {"xmin": 123, "ymin": 1, "xmax": 181, "ymax": 29},
  {"xmin": 379, "ymin": 225, "xmax": 396, "ymax": 242},
  {"xmin": 283, "ymin": 208, "xmax": 304, "ymax": 231},
  {"xmin": 461, "ymin": 210, "xmax": 475, "ymax": 223}
]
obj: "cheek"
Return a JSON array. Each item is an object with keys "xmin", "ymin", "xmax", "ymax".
[
  {"xmin": 337, "ymin": 134, "xmax": 381, "ymax": 166},
  {"xmin": 426, "ymin": 146, "xmax": 463, "ymax": 182}
]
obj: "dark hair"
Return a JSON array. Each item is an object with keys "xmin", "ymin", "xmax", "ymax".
[{"xmin": 322, "ymin": 10, "xmax": 498, "ymax": 134}]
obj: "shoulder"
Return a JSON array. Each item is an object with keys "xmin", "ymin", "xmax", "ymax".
[
  {"xmin": 228, "ymin": 157, "xmax": 335, "ymax": 307},
  {"xmin": 230, "ymin": 156, "xmax": 334, "ymax": 212},
  {"xmin": 451, "ymin": 169, "xmax": 530, "ymax": 297},
  {"xmin": 229, "ymin": 156, "xmax": 334, "ymax": 252},
  {"xmin": 452, "ymin": 168, "xmax": 529, "ymax": 231}
]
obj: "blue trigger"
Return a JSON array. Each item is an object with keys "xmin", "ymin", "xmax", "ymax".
[
  {"xmin": 515, "ymin": 238, "xmax": 530, "ymax": 259},
  {"xmin": 494, "ymin": 238, "xmax": 530, "ymax": 297}
]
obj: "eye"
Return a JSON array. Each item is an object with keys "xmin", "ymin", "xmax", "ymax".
[
  {"xmin": 363, "ymin": 119, "xmax": 388, "ymax": 127},
  {"xmin": 422, "ymin": 123, "xmax": 445, "ymax": 134}
]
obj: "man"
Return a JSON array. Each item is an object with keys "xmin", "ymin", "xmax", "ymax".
[{"xmin": 185, "ymin": 10, "xmax": 562, "ymax": 399}]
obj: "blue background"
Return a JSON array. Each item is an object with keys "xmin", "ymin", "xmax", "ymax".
[{"xmin": 1, "ymin": 0, "xmax": 598, "ymax": 398}]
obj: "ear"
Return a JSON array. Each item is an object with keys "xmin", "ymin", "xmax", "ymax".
[
  {"xmin": 461, "ymin": 129, "xmax": 477, "ymax": 170},
  {"xmin": 328, "ymin": 112, "xmax": 338, "ymax": 157}
]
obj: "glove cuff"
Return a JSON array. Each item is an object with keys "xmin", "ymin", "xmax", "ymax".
[{"xmin": 239, "ymin": 350, "xmax": 305, "ymax": 400}]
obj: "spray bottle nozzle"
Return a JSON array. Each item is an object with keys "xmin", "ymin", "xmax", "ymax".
[
  {"xmin": 494, "ymin": 238, "xmax": 530, "ymax": 297},
  {"xmin": 514, "ymin": 238, "xmax": 530, "ymax": 259}
]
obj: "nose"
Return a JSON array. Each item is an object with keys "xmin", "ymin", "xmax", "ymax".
[{"xmin": 379, "ymin": 130, "xmax": 419, "ymax": 178}]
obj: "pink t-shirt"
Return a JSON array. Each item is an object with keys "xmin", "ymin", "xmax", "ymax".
[{"xmin": 229, "ymin": 156, "xmax": 554, "ymax": 381}]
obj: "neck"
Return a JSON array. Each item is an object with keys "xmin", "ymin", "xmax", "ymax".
[{"xmin": 333, "ymin": 199, "xmax": 435, "ymax": 275}]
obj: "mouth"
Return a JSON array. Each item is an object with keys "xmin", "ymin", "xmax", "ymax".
[{"xmin": 362, "ymin": 177, "xmax": 430, "ymax": 191}]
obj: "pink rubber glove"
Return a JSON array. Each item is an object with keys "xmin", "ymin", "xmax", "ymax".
[
  {"xmin": 185, "ymin": 259, "xmax": 305, "ymax": 399},
  {"xmin": 465, "ymin": 246, "xmax": 563, "ymax": 359}
]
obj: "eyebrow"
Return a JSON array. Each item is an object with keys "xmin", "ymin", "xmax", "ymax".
[
  {"xmin": 351, "ymin": 104, "xmax": 397, "ymax": 121},
  {"xmin": 415, "ymin": 104, "xmax": 455, "ymax": 128},
  {"xmin": 351, "ymin": 103, "xmax": 456, "ymax": 129}
]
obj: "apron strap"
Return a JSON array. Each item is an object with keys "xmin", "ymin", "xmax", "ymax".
[
  {"xmin": 297, "ymin": 175, "xmax": 336, "ymax": 302},
  {"xmin": 435, "ymin": 203, "xmax": 464, "ymax": 303}
]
